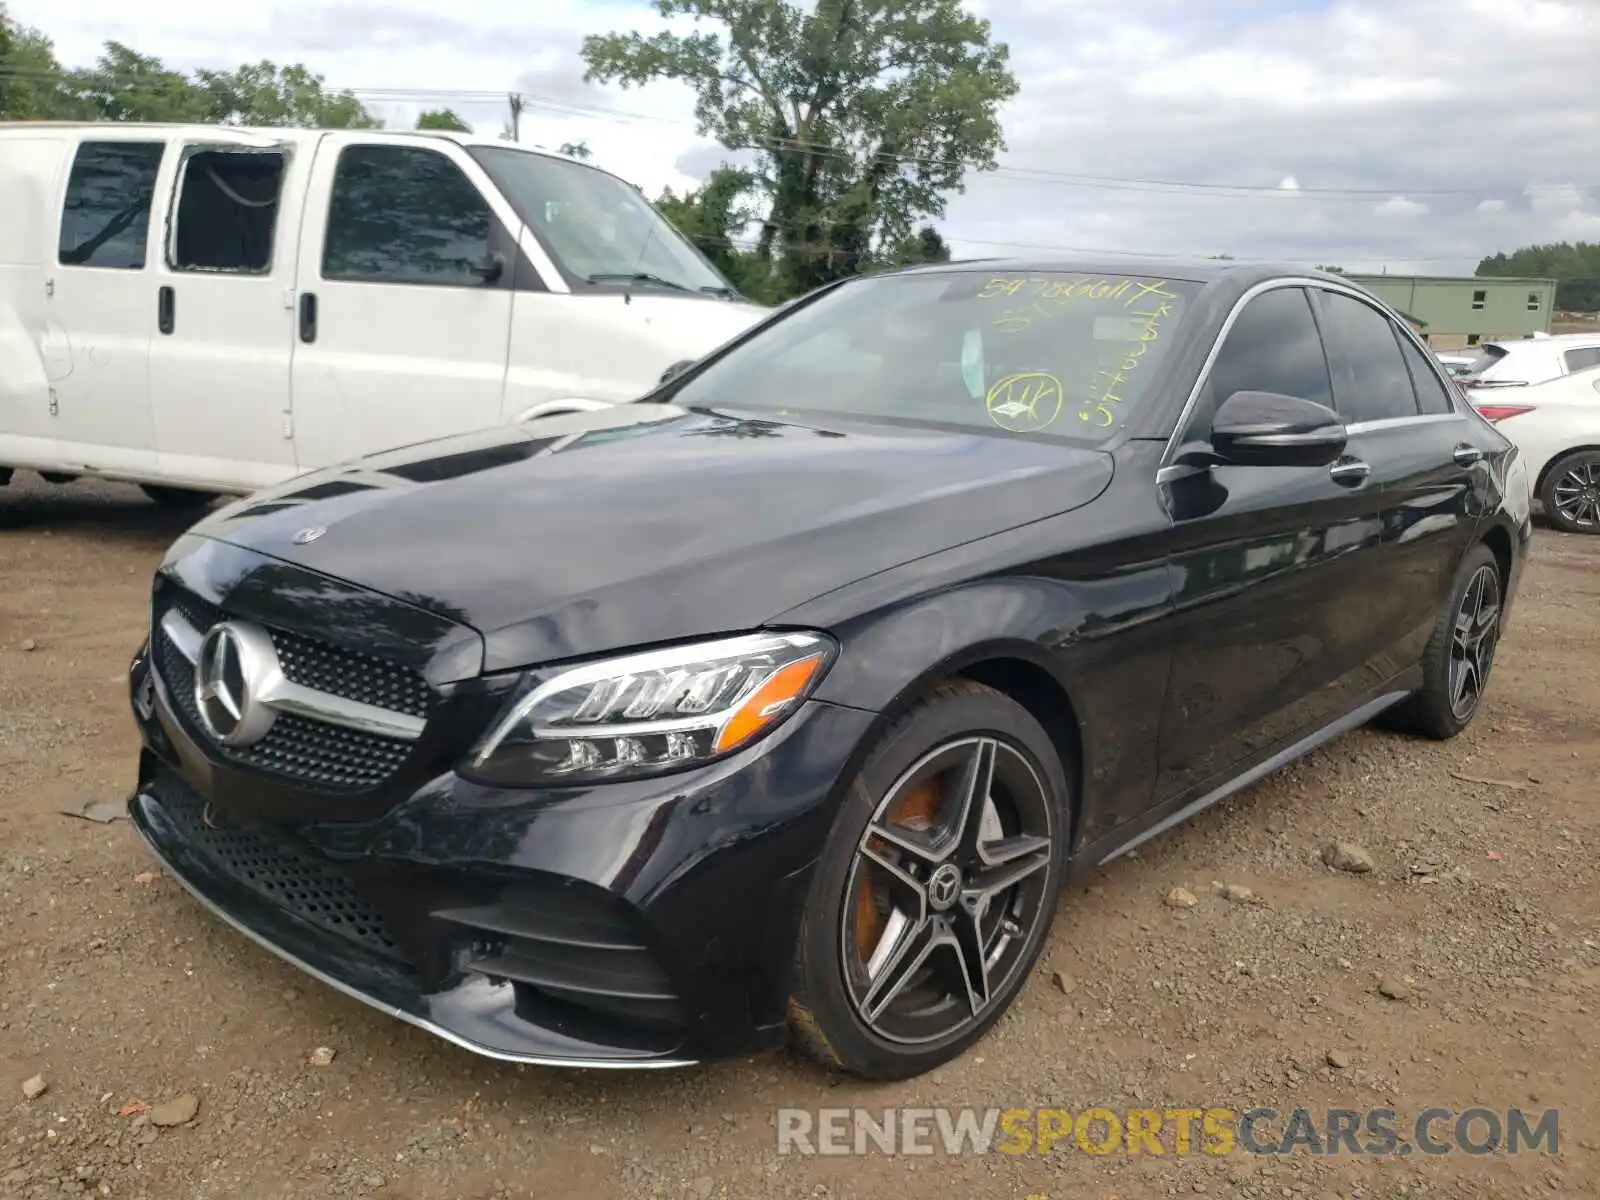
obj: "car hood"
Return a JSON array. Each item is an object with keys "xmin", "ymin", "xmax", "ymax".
[{"xmin": 192, "ymin": 405, "xmax": 1113, "ymax": 672}]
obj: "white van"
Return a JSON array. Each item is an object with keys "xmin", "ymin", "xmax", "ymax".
[{"xmin": 0, "ymin": 123, "xmax": 768, "ymax": 503}]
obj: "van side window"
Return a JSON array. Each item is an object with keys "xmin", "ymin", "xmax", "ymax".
[
  {"xmin": 323, "ymin": 145, "xmax": 492, "ymax": 286},
  {"xmin": 170, "ymin": 149, "xmax": 287, "ymax": 274},
  {"xmin": 58, "ymin": 141, "xmax": 165, "ymax": 270}
]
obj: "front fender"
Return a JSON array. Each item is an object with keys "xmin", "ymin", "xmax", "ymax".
[{"xmin": 777, "ymin": 511, "xmax": 1177, "ymax": 843}]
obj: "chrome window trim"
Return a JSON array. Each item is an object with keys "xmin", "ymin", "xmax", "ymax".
[{"xmin": 1160, "ymin": 276, "xmax": 1467, "ymax": 467}]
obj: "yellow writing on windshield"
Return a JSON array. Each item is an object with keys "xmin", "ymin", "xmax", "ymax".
[
  {"xmin": 986, "ymin": 372, "xmax": 1064, "ymax": 433},
  {"xmin": 1085, "ymin": 285, "xmax": 1178, "ymax": 426},
  {"xmin": 984, "ymin": 277, "xmax": 1180, "ymax": 334}
]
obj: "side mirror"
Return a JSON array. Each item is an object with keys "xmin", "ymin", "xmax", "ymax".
[
  {"xmin": 659, "ymin": 359, "xmax": 695, "ymax": 384},
  {"xmin": 1210, "ymin": 390, "xmax": 1347, "ymax": 468}
]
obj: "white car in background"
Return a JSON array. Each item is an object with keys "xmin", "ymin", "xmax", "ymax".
[
  {"xmin": 1470, "ymin": 364, "xmax": 1600, "ymax": 534},
  {"xmin": 1433, "ymin": 350, "xmax": 1476, "ymax": 378},
  {"xmin": 1459, "ymin": 332, "xmax": 1600, "ymax": 391}
]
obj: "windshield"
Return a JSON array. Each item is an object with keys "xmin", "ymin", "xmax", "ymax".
[
  {"xmin": 469, "ymin": 147, "xmax": 733, "ymax": 295},
  {"xmin": 667, "ymin": 270, "xmax": 1200, "ymax": 440}
]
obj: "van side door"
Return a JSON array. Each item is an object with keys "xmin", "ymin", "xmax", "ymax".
[
  {"xmin": 46, "ymin": 135, "xmax": 167, "ymax": 476},
  {"xmin": 146, "ymin": 133, "xmax": 306, "ymax": 492},
  {"xmin": 289, "ymin": 135, "xmax": 520, "ymax": 471}
]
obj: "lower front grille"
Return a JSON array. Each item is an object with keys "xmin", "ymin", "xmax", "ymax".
[
  {"xmin": 156, "ymin": 632, "xmax": 413, "ymax": 792},
  {"xmin": 157, "ymin": 777, "xmax": 407, "ymax": 964}
]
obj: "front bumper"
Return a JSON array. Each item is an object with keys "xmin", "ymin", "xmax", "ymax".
[{"xmin": 127, "ymin": 640, "xmax": 877, "ymax": 1068}]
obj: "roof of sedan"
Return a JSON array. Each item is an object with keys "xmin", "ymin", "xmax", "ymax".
[{"xmin": 892, "ymin": 256, "xmax": 1353, "ymax": 289}]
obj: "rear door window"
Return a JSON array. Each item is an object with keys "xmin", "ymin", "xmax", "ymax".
[
  {"xmin": 1315, "ymin": 292, "xmax": 1421, "ymax": 423},
  {"xmin": 1396, "ymin": 334, "xmax": 1457, "ymax": 415}
]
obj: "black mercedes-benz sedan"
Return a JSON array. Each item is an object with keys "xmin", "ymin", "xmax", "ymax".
[{"xmin": 127, "ymin": 258, "xmax": 1533, "ymax": 1081}]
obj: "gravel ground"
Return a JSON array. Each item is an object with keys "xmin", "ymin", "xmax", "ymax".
[{"xmin": 2, "ymin": 470, "xmax": 1596, "ymax": 1200}]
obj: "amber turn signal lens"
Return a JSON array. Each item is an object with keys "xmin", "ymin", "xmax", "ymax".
[{"xmin": 714, "ymin": 653, "xmax": 827, "ymax": 754}]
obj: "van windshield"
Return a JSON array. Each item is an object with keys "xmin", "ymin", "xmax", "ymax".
[
  {"xmin": 469, "ymin": 147, "xmax": 734, "ymax": 296},
  {"xmin": 668, "ymin": 269, "xmax": 1200, "ymax": 442}
]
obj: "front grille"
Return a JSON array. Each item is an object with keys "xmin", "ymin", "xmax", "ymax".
[
  {"xmin": 169, "ymin": 591, "xmax": 432, "ymax": 719},
  {"xmin": 158, "ymin": 777, "xmax": 406, "ymax": 963},
  {"xmin": 154, "ymin": 585, "xmax": 428, "ymax": 792}
]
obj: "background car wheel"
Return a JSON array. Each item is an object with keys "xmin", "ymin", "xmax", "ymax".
[
  {"xmin": 1380, "ymin": 543, "xmax": 1502, "ymax": 741},
  {"xmin": 139, "ymin": 484, "xmax": 214, "ymax": 510},
  {"xmin": 787, "ymin": 679, "xmax": 1072, "ymax": 1080},
  {"xmin": 1538, "ymin": 449, "xmax": 1600, "ymax": 535}
]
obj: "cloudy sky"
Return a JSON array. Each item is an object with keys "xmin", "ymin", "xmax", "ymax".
[{"xmin": 12, "ymin": 0, "xmax": 1598, "ymax": 273}]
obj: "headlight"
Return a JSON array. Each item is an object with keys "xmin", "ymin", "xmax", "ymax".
[{"xmin": 466, "ymin": 631, "xmax": 836, "ymax": 786}]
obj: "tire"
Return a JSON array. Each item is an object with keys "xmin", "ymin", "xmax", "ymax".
[
  {"xmin": 787, "ymin": 680, "xmax": 1072, "ymax": 1080},
  {"xmin": 140, "ymin": 484, "xmax": 214, "ymax": 510},
  {"xmin": 1538, "ymin": 449, "xmax": 1600, "ymax": 535},
  {"xmin": 1381, "ymin": 543, "xmax": 1503, "ymax": 740}
]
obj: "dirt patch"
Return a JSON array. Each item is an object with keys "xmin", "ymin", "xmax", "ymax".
[{"xmin": 2, "ymin": 472, "xmax": 1596, "ymax": 1199}]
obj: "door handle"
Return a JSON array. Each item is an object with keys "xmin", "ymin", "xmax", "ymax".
[
  {"xmin": 299, "ymin": 292, "xmax": 318, "ymax": 344},
  {"xmin": 157, "ymin": 286, "xmax": 174, "ymax": 335},
  {"xmin": 1328, "ymin": 457, "xmax": 1371, "ymax": 486},
  {"xmin": 1453, "ymin": 443, "xmax": 1485, "ymax": 467}
]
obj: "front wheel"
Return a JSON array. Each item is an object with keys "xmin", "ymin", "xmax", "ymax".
[
  {"xmin": 1382, "ymin": 543, "xmax": 1503, "ymax": 740},
  {"xmin": 787, "ymin": 680, "xmax": 1071, "ymax": 1080},
  {"xmin": 1538, "ymin": 449, "xmax": 1600, "ymax": 534}
]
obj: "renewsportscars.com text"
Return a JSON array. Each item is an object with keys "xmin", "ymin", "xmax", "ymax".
[{"xmin": 775, "ymin": 1106, "xmax": 1560, "ymax": 1157}]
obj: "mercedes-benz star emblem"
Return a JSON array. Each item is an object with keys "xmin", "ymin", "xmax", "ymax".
[
  {"xmin": 292, "ymin": 526, "xmax": 327, "ymax": 545},
  {"xmin": 926, "ymin": 863, "xmax": 962, "ymax": 912},
  {"xmin": 194, "ymin": 622, "xmax": 281, "ymax": 748}
]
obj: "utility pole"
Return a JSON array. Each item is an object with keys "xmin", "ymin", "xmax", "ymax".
[{"xmin": 506, "ymin": 93, "xmax": 523, "ymax": 143}]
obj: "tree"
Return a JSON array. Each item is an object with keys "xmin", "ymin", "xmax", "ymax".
[
  {"xmin": 416, "ymin": 107, "xmax": 472, "ymax": 132},
  {"xmin": 0, "ymin": 15, "xmax": 82, "ymax": 119},
  {"xmin": 557, "ymin": 139, "xmax": 592, "ymax": 161},
  {"xmin": 883, "ymin": 224, "xmax": 950, "ymax": 267},
  {"xmin": 655, "ymin": 165, "xmax": 777, "ymax": 299},
  {"xmin": 1479, "ymin": 243, "xmax": 1600, "ymax": 312},
  {"xmin": 69, "ymin": 42, "xmax": 205, "ymax": 122},
  {"xmin": 190, "ymin": 61, "xmax": 377, "ymax": 127},
  {"xmin": 0, "ymin": 23, "xmax": 379, "ymax": 127},
  {"xmin": 582, "ymin": 0, "xmax": 1017, "ymax": 297}
]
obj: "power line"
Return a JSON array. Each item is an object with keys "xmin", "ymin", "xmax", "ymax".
[{"xmin": 1, "ymin": 63, "xmax": 1587, "ymax": 203}]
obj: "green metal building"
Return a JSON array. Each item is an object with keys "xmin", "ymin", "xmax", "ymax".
[{"xmin": 1345, "ymin": 274, "xmax": 1558, "ymax": 348}]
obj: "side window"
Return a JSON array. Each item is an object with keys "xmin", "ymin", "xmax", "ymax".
[
  {"xmin": 1192, "ymin": 287, "xmax": 1332, "ymax": 435},
  {"xmin": 323, "ymin": 145, "xmax": 492, "ymax": 286},
  {"xmin": 1395, "ymin": 332, "xmax": 1456, "ymax": 415},
  {"xmin": 170, "ymin": 148, "xmax": 287, "ymax": 274},
  {"xmin": 58, "ymin": 141, "xmax": 165, "ymax": 270},
  {"xmin": 1563, "ymin": 347, "xmax": 1600, "ymax": 373},
  {"xmin": 1315, "ymin": 292, "xmax": 1420, "ymax": 424}
]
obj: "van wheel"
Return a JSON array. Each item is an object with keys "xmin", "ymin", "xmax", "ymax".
[{"xmin": 140, "ymin": 485, "xmax": 214, "ymax": 509}]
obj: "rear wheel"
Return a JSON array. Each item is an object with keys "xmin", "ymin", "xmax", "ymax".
[
  {"xmin": 787, "ymin": 681, "xmax": 1071, "ymax": 1080},
  {"xmin": 1538, "ymin": 449, "xmax": 1600, "ymax": 534},
  {"xmin": 140, "ymin": 484, "xmax": 214, "ymax": 510},
  {"xmin": 1381, "ymin": 543, "xmax": 1502, "ymax": 740}
]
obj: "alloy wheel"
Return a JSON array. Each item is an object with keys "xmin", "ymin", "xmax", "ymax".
[
  {"xmin": 1551, "ymin": 460, "xmax": 1600, "ymax": 530},
  {"xmin": 1448, "ymin": 563, "xmax": 1501, "ymax": 720},
  {"xmin": 839, "ymin": 735, "xmax": 1055, "ymax": 1046}
]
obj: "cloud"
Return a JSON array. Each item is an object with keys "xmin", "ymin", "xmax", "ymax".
[
  {"xmin": 14, "ymin": 0, "xmax": 1597, "ymax": 275},
  {"xmin": 1374, "ymin": 196, "xmax": 1429, "ymax": 219}
]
